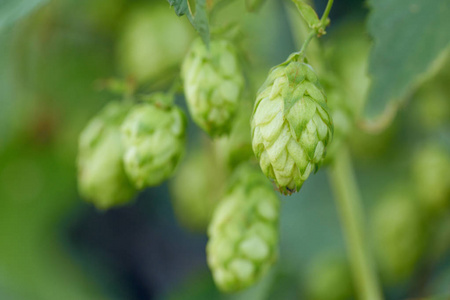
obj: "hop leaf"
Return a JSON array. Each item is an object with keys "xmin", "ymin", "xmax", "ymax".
[
  {"xmin": 251, "ymin": 58, "xmax": 333, "ymax": 195},
  {"xmin": 77, "ymin": 102, "xmax": 136, "ymax": 209},
  {"xmin": 181, "ymin": 38, "xmax": 245, "ymax": 137},
  {"xmin": 207, "ymin": 164, "xmax": 280, "ymax": 292},
  {"xmin": 121, "ymin": 94, "xmax": 187, "ymax": 189}
]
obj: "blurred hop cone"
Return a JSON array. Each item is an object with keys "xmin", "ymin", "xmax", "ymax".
[
  {"xmin": 117, "ymin": 2, "xmax": 194, "ymax": 82},
  {"xmin": 207, "ymin": 164, "xmax": 280, "ymax": 292},
  {"xmin": 213, "ymin": 100, "xmax": 254, "ymax": 171},
  {"xmin": 181, "ymin": 38, "xmax": 245, "ymax": 137},
  {"xmin": 412, "ymin": 142, "xmax": 450, "ymax": 214},
  {"xmin": 251, "ymin": 56, "xmax": 333, "ymax": 195},
  {"xmin": 170, "ymin": 146, "xmax": 226, "ymax": 232},
  {"xmin": 77, "ymin": 102, "xmax": 136, "ymax": 209},
  {"xmin": 371, "ymin": 188, "xmax": 425, "ymax": 284},
  {"xmin": 121, "ymin": 93, "xmax": 186, "ymax": 189},
  {"xmin": 304, "ymin": 252, "xmax": 354, "ymax": 300},
  {"xmin": 321, "ymin": 76, "xmax": 354, "ymax": 164}
]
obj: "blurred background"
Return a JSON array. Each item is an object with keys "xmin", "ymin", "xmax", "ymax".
[{"xmin": 0, "ymin": 0, "xmax": 449, "ymax": 299}]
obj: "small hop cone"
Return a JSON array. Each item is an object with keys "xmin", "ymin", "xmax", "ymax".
[
  {"xmin": 322, "ymin": 76, "xmax": 354, "ymax": 164},
  {"xmin": 121, "ymin": 93, "xmax": 186, "ymax": 189},
  {"xmin": 371, "ymin": 187, "xmax": 424, "ymax": 284},
  {"xmin": 214, "ymin": 100, "xmax": 254, "ymax": 170},
  {"xmin": 181, "ymin": 38, "xmax": 245, "ymax": 137},
  {"xmin": 251, "ymin": 57, "xmax": 333, "ymax": 195},
  {"xmin": 412, "ymin": 142, "xmax": 450, "ymax": 213},
  {"xmin": 170, "ymin": 144, "xmax": 226, "ymax": 232},
  {"xmin": 77, "ymin": 102, "xmax": 136, "ymax": 209},
  {"xmin": 207, "ymin": 165, "xmax": 280, "ymax": 292}
]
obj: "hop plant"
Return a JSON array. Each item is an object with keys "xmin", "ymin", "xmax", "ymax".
[
  {"xmin": 370, "ymin": 187, "xmax": 425, "ymax": 284},
  {"xmin": 251, "ymin": 55, "xmax": 333, "ymax": 195},
  {"xmin": 412, "ymin": 142, "xmax": 450, "ymax": 213},
  {"xmin": 170, "ymin": 144, "xmax": 226, "ymax": 232},
  {"xmin": 181, "ymin": 38, "xmax": 245, "ymax": 137},
  {"xmin": 121, "ymin": 93, "xmax": 186, "ymax": 189},
  {"xmin": 321, "ymin": 76, "xmax": 354, "ymax": 164},
  {"xmin": 77, "ymin": 102, "xmax": 136, "ymax": 209},
  {"xmin": 207, "ymin": 164, "xmax": 280, "ymax": 292},
  {"xmin": 214, "ymin": 100, "xmax": 254, "ymax": 170}
]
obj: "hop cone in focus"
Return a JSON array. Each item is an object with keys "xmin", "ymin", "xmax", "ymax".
[
  {"xmin": 170, "ymin": 143, "xmax": 226, "ymax": 232},
  {"xmin": 207, "ymin": 164, "xmax": 280, "ymax": 292},
  {"xmin": 78, "ymin": 102, "xmax": 136, "ymax": 209},
  {"xmin": 371, "ymin": 187, "xmax": 425, "ymax": 284},
  {"xmin": 181, "ymin": 38, "xmax": 245, "ymax": 137},
  {"xmin": 121, "ymin": 93, "xmax": 186, "ymax": 189},
  {"xmin": 251, "ymin": 55, "xmax": 333, "ymax": 194}
]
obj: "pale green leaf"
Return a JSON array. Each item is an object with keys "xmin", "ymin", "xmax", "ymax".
[{"xmin": 292, "ymin": 0, "xmax": 320, "ymax": 29}]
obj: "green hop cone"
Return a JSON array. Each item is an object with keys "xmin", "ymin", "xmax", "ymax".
[
  {"xmin": 304, "ymin": 252, "xmax": 354, "ymax": 300},
  {"xmin": 412, "ymin": 142, "xmax": 450, "ymax": 214},
  {"xmin": 121, "ymin": 93, "xmax": 186, "ymax": 189},
  {"xmin": 322, "ymin": 76, "xmax": 354, "ymax": 164},
  {"xmin": 370, "ymin": 187, "xmax": 425, "ymax": 284},
  {"xmin": 169, "ymin": 143, "xmax": 226, "ymax": 232},
  {"xmin": 207, "ymin": 164, "xmax": 280, "ymax": 292},
  {"xmin": 77, "ymin": 102, "xmax": 136, "ymax": 209},
  {"xmin": 251, "ymin": 55, "xmax": 333, "ymax": 195},
  {"xmin": 181, "ymin": 38, "xmax": 245, "ymax": 137},
  {"xmin": 214, "ymin": 100, "xmax": 254, "ymax": 170}
]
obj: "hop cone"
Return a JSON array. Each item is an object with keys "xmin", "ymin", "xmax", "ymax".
[
  {"xmin": 214, "ymin": 100, "xmax": 254, "ymax": 170},
  {"xmin": 370, "ymin": 187, "xmax": 424, "ymax": 284},
  {"xmin": 121, "ymin": 93, "xmax": 186, "ymax": 189},
  {"xmin": 412, "ymin": 142, "xmax": 450, "ymax": 213},
  {"xmin": 321, "ymin": 76, "xmax": 354, "ymax": 164},
  {"xmin": 251, "ymin": 57, "xmax": 333, "ymax": 195},
  {"xmin": 170, "ymin": 144, "xmax": 226, "ymax": 232},
  {"xmin": 181, "ymin": 38, "xmax": 244, "ymax": 137},
  {"xmin": 77, "ymin": 102, "xmax": 136, "ymax": 209},
  {"xmin": 207, "ymin": 165, "xmax": 280, "ymax": 292}
]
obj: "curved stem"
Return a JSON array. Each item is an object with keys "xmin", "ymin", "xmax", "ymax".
[
  {"xmin": 328, "ymin": 147, "xmax": 383, "ymax": 300},
  {"xmin": 320, "ymin": 0, "xmax": 334, "ymax": 25}
]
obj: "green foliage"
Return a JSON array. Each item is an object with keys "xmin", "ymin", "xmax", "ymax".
[
  {"xmin": 291, "ymin": 1, "xmax": 320, "ymax": 29},
  {"xmin": 0, "ymin": 0, "xmax": 48, "ymax": 30},
  {"xmin": 366, "ymin": 0, "xmax": 450, "ymax": 118},
  {"xmin": 167, "ymin": 0, "xmax": 210, "ymax": 46}
]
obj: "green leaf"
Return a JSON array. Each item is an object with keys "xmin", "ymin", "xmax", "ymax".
[
  {"xmin": 292, "ymin": 0, "xmax": 320, "ymax": 29},
  {"xmin": 0, "ymin": 0, "xmax": 48, "ymax": 30},
  {"xmin": 167, "ymin": 0, "xmax": 210, "ymax": 46},
  {"xmin": 365, "ymin": 0, "xmax": 450, "ymax": 118}
]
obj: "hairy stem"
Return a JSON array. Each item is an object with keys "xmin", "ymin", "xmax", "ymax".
[{"xmin": 328, "ymin": 147, "xmax": 383, "ymax": 300}]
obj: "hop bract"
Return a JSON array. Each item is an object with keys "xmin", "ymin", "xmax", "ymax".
[
  {"xmin": 182, "ymin": 38, "xmax": 244, "ymax": 137},
  {"xmin": 121, "ymin": 94, "xmax": 186, "ymax": 189},
  {"xmin": 251, "ymin": 56, "xmax": 333, "ymax": 195},
  {"xmin": 77, "ymin": 102, "xmax": 136, "ymax": 209},
  {"xmin": 207, "ymin": 165, "xmax": 280, "ymax": 292}
]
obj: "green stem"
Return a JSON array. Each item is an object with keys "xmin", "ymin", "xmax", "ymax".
[
  {"xmin": 320, "ymin": 0, "xmax": 334, "ymax": 25},
  {"xmin": 328, "ymin": 147, "xmax": 383, "ymax": 300}
]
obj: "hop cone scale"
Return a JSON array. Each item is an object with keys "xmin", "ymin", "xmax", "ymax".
[
  {"xmin": 121, "ymin": 94, "xmax": 186, "ymax": 189},
  {"xmin": 182, "ymin": 38, "xmax": 244, "ymax": 137},
  {"xmin": 251, "ymin": 57, "xmax": 333, "ymax": 194},
  {"xmin": 207, "ymin": 165, "xmax": 280, "ymax": 292},
  {"xmin": 77, "ymin": 102, "xmax": 136, "ymax": 209}
]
